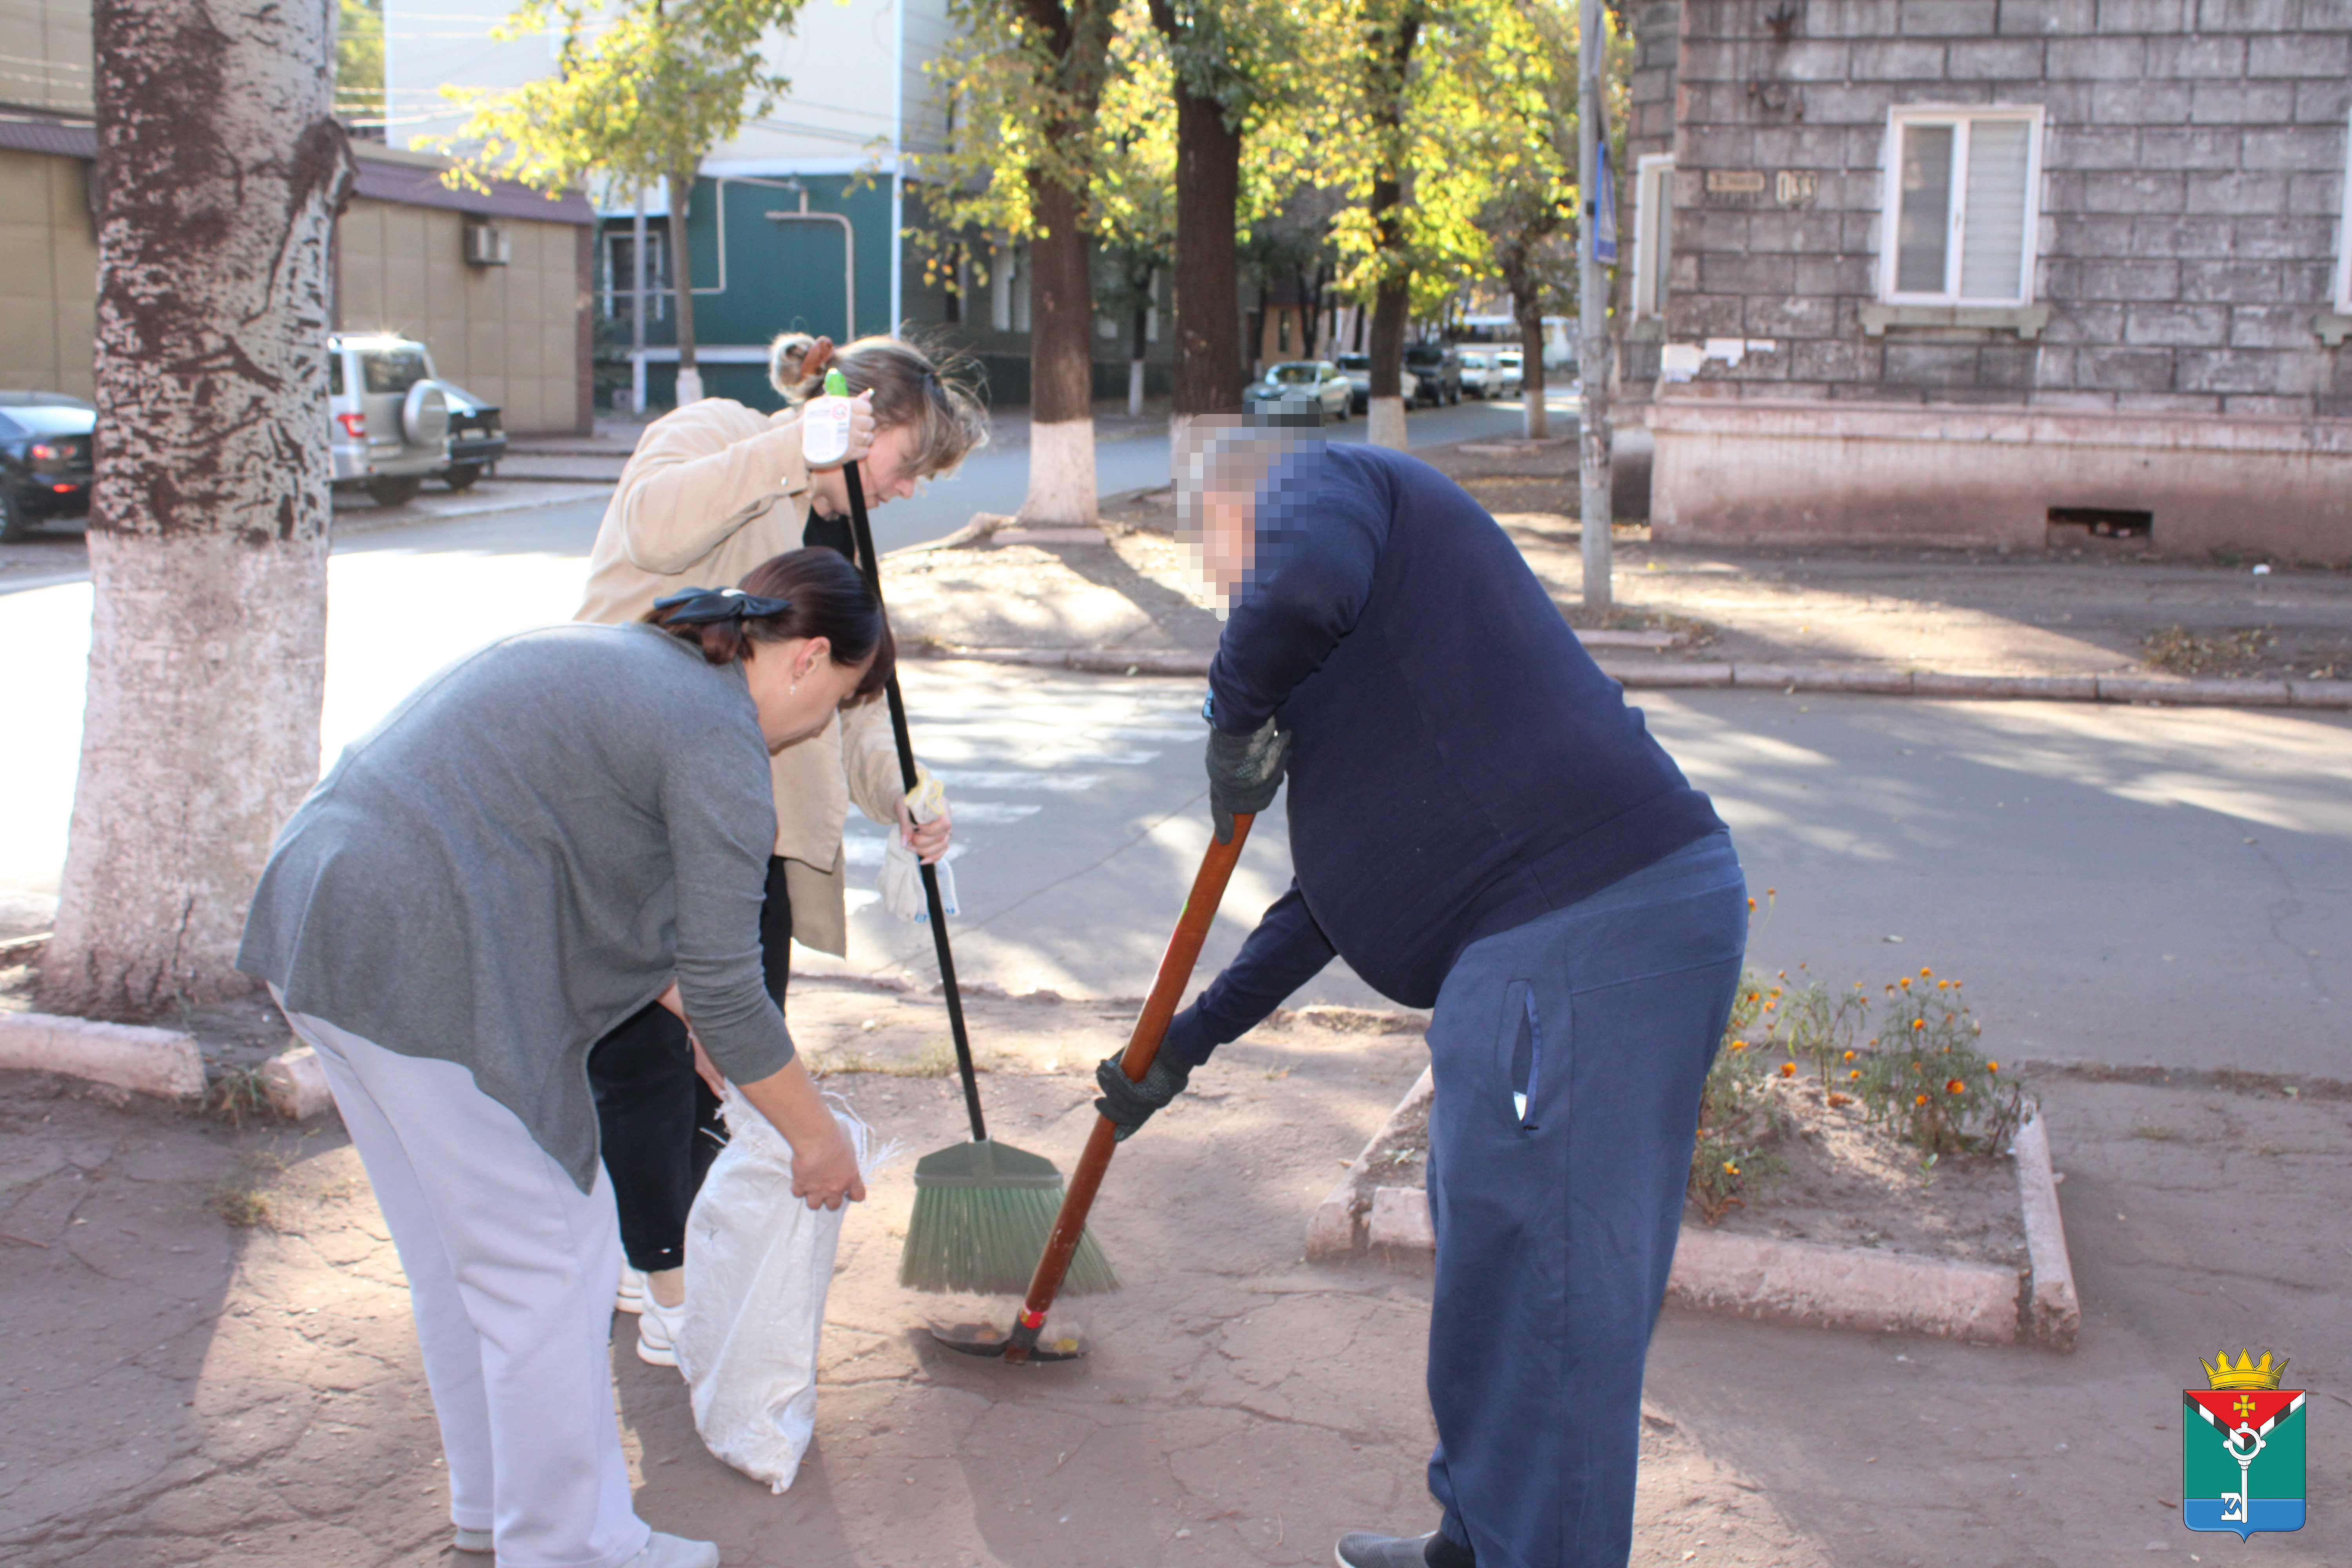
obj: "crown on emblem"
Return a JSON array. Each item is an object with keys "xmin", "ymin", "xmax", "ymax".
[{"xmin": 2201, "ymin": 1350, "xmax": 2287, "ymax": 1391}]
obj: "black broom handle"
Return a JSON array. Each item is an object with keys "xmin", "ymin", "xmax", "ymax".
[{"xmin": 839, "ymin": 460, "xmax": 988, "ymax": 1143}]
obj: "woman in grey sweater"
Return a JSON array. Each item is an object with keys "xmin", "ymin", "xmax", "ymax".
[{"xmin": 239, "ymin": 549, "xmax": 886, "ymax": 1568}]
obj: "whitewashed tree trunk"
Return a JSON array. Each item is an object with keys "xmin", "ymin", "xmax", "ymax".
[
  {"xmin": 1367, "ymin": 395, "xmax": 1408, "ymax": 450},
  {"xmin": 40, "ymin": 0, "xmax": 351, "ymax": 1018},
  {"xmin": 1022, "ymin": 419, "xmax": 1100, "ymax": 526}
]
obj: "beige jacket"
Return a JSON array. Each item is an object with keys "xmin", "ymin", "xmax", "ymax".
[{"xmin": 575, "ymin": 397, "xmax": 905, "ymax": 958}]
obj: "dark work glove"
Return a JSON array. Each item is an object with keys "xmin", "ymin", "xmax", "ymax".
[
  {"xmin": 1205, "ymin": 717, "xmax": 1292, "ymax": 844},
  {"xmin": 1093, "ymin": 1052, "xmax": 1194, "ymax": 1142}
]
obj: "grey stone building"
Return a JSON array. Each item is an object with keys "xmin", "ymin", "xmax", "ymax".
[{"xmin": 1624, "ymin": 0, "xmax": 2352, "ymax": 558}]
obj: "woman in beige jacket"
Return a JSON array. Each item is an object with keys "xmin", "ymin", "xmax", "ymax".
[{"xmin": 574, "ymin": 334, "xmax": 989, "ymax": 1356}]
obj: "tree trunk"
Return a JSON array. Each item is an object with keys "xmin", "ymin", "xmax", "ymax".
[
  {"xmin": 1361, "ymin": 2, "xmax": 1419, "ymax": 450},
  {"xmin": 1021, "ymin": 169, "xmax": 1096, "ymax": 524},
  {"xmin": 667, "ymin": 169, "xmax": 701, "ymax": 403},
  {"xmin": 1505, "ymin": 254, "xmax": 1550, "ymax": 439},
  {"xmin": 1129, "ymin": 298, "xmax": 1149, "ymax": 417},
  {"xmin": 1166, "ymin": 80, "xmax": 1243, "ymax": 421},
  {"xmin": 41, "ymin": 0, "xmax": 352, "ymax": 1020},
  {"xmin": 1366, "ymin": 269, "xmax": 1410, "ymax": 448}
]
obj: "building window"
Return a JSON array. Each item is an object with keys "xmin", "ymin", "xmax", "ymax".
[
  {"xmin": 603, "ymin": 230, "xmax": 670, "ymax": 320},
  {"xmin": 1632, "ymin": 154, "xmax": 1675, "ymax": 320},
  {"xmin": 2335, "ymin": 108, "xmax": 2352, "ymax": 314},
  {"xmin": 1878, "ymin": 106, "xmax": 2043, "ymax": 307}
]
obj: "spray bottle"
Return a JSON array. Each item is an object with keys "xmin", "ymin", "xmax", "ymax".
[{"xmin": 801, "ymin": 367, "xmax": 859, "ymax": 467}]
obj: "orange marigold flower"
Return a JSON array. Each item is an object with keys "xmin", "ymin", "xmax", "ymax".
[
  {"xmin": 1936, "ymin": 979, "xmax": 1950, "ymax": 990},
  {"xmin": 1986, "ymin": 1062, "xmax": 1998, "ymax": 1073},
  {"xmin": 1748, "ymin": 897, "xmax": 1757, "ymax": 911},
  {"xmin": 1779, "ymin": 1062, "xmax": 1796, "ymax": 1078},
  {"xmin": 1848, "ymin": 1069, "xmax": 1862, "ymax": 1081},
  {"xmin": 1920, "ymin": 967, "xmax": 1933, "ymax": 978},
  {"xmin": 1842, "ymin": 1049, "xmax": 1856, "ymax": 1062},
  {"xmin": 1729, "ymin": 1039, "xmax": 1748, "ymax": 1051},
  {"xmin": 1913, "ymin": 1093, "xmax": 1929, "ymax": 1106},
  {"xmin": 1722, "ymin": 1160, "xmax": 1740, "ymax": 1176},
  {"xmin": 1911, "ymin": 1018, "xmax": 1926, "ymax": 1031},
  {"xmin": 1946, "ymin": 1078, "xmax": 1966, "ymax": 1095},
  {"xmin": 1899, "ymin": 976, "xmax": 1912, "ymax": 989}
]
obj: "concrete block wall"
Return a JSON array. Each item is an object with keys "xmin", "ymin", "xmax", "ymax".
[
  {"xmin": 337, "ymin": 198, "xmax": 590, "ymax": 435},
  {"xmin": 1663, "ymin": 0, "xmax": 2352, "ymax": 417},
  {"xmin": 0, "ymin": 151, "xmax": 95, "ymax": 399}
]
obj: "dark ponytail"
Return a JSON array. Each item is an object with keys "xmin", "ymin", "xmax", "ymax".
[{"xmin": 644, "ymin": 547, "xmax": 895, "ymax": 703}]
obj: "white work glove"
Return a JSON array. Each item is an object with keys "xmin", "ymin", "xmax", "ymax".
[{"xmin": 878, "ymin": 769, "xmax": 957, "ymax": 922}]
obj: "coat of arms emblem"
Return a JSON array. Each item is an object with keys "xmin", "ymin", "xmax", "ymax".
[{"xmin": 2183, "ymin": 1349, "xmax": 2305, "ymax": 1538}]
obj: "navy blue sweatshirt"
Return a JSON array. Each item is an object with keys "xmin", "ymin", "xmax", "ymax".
[{"xmin": 1162, "ymin": 442, "xmax": 1724, "ymax": 1066}]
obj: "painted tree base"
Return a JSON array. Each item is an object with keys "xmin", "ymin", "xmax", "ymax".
[
  {"xmin": 1367, "ymin": 397, "xmax": 1407, "ymax": 450},
  {"xmin": 1021, "ymin": 418, "xmax": 1100, "ymax": 527}
]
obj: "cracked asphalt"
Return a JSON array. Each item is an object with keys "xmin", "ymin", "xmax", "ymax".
[{"xmin": 6, "ymin": 982, "xmax": 2348, "ymax": 1566}]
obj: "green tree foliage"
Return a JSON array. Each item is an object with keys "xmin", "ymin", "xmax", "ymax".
[
  {"xmin": 434, "ymin": 0, "xmax": 809, "ymax": 384},
  {"xmin": 334, "ymin": 0, "xmax": 385, "ymax": 127}
]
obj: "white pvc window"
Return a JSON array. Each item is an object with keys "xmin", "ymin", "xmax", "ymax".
[
  {"xmin": 2335, "ymin": 108, "xmax": 2352, "ymax": 314},
  {"xmin": 1878, "ymin": 106, "xmax": 2043, "ymax": 307},
  {"xmin": 602, "ymin": 229, "xmax": 670, "ymax": 320},
  {"xmin": 1632, "ymin": 154, "xmax": 1675, "ymax": 320}
]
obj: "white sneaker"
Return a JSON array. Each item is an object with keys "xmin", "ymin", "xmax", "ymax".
[
  {"xmin": 616, "ymin": 1263, "xmax": 645, "ymax": 1315},
  {"xmin": 634, "ymin": 1289, "xmax": 684, "ymax": 1368},
  {"xmin": 627, "ymin": 1531, "xmax": 720, "ymax": 1568},
  {"xmin": 452, "ymin": 1524, "xmax": 492, "ymax": 1554}
]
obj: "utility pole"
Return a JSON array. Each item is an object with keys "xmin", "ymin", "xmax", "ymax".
[{"xmin": 1576, "ymin": 0, "xmax": 1612, "ymax": 612}]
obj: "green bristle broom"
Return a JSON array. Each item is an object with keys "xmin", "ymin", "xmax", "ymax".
[{"xmin": 828, "ymin": 372, "xmax": 1116, "ymax": 1296}]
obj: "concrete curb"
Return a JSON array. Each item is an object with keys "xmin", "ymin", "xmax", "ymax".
[
  {"xmin": 0, "ymin": 1011, "xmax": 205, "ymax": 1102},
  {"xmin": 1315, "ymin": 1075, "xmax": 2083, "ymax": 1350},
  {"xmin": 2011, "ymin": 1111, "xmax": 2081, "ymax": 1350},
  {"xmin": 907, "ymin": 642, "xmax": 2352, "ymax": 710},
  {"xmin": 1307, "ymin": 1065, "xmax": 1434, "ymax": 1257},
  {"xmin": 262, "ymin": 1047, "xmax": 337, "ymax": 1121}
]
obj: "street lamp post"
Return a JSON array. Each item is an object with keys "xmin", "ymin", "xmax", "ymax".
[{"xmin": 1577, "ymin": 0, "xmax": 1612, "ymax": 612}]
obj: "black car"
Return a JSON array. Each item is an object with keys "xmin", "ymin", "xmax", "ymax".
[
  {"xmin": 0, "ymin": 393, "xmax": 96, "ymax": 543},
  {"xmin": 1401, "ymin": 344, "xmax": 1463, "ymax": 407},
  {"xmin": 436, "ymin": 381, "xmax": 506, "ymax": 491}
]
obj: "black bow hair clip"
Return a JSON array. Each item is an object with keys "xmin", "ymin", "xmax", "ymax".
[{"xmin": 653, "ymin": 586, "xmax": 792, "ymax": 624}]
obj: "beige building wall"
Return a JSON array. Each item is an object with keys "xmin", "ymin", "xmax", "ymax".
[
  {"xmin": 0, "ymin": 150, "xmax": 94, "ymax": 399},
  {"xmin": 336, "ymin": 196, "xmax": 585, "ymax": 435},
  {"xmin": 0, "ymin": 0, "xmax": 93, "ymax": 115}
]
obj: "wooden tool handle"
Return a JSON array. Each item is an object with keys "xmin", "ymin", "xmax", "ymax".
[{"xmin": 1002, "ymin": 815, "xmax": 1254, "ymax": 1361}]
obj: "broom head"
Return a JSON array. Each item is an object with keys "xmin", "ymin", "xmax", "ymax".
[{"xmin": 898, "ymin": 1139, "xmax": 1119, "ymax": 1297}]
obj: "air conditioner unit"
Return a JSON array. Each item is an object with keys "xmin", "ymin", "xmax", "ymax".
[{"xmin": 463, "ymin": 222, "xmax": 511, "ymax": 267}]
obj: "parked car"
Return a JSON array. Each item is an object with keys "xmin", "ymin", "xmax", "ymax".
[
  {"xmin": 1244, "ymin": 360, "xmax": 1352, "ymax": 423},
  {"xmin": 435, "ymin": 381, "xmax": 506, "ymax": 490},
  {"xmin": 0, "ymin": 392, "xmax": 95, "ymax": 544},
  {"xmin": 329, "ymin": 332, "xmax": 450, "ymax": 507},
  {"xmin": 1332, "ymin": 353, "xmax": 1422, "ymax": 413},
  {"xmin": 1493, "ymin": 349, "xmax": 1525, "ymax": 397},
  {"xmin": 1402, "ymin": 343, "xmax": 1463, "ymax": 406},
  {"xmin": 1456, "ymin": 350, "xmax": 1505, "ymax": 399}
]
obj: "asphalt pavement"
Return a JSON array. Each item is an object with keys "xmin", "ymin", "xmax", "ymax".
[{"xmin": 5, "ymin": 381, "xmax": 2347, "ymax": 1085}]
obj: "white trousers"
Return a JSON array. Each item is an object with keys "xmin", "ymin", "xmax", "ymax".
[{"xmin": 280, "ymin": 998, "xmax": 652, "ymax": 1568}]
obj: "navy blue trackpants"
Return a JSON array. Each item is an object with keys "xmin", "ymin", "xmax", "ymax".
[{"xmin": 1423, "ymin": 831, "xmax": 1746, "ymax": 1568}]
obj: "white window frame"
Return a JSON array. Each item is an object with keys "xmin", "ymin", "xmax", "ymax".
[
  {"xmin": 2334, "ymin": 107, "xmax": 2352, "ymax": 314},
  {"xmin": 1876, "ymin": 104, "xmax": 2045, "ymax": 308},
  {"xmin": 1632, "ymin": 153, "xmax": 1675, "ymax": 320},
  {"xmin": 601, "ymin": 229, "xmax": 669, "ymax": 320}
]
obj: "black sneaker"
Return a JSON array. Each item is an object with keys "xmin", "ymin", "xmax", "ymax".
[{"xmin": 1334, "ymin": 1530, "xmax": 1474, "ymax": 1568}]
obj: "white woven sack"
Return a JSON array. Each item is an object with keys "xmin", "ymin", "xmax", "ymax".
[{"xmin": 678, "ymin": 1087, "xmax": 900, "ymax": 1492}]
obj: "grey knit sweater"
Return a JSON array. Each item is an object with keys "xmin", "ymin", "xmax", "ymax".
[{"xmin": 240, "ymin": 622, "xmax": 795, "ymax": 1190}]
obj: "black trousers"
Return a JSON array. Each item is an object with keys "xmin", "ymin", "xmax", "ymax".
[{"xmin": 589, "ymin": 856, "xmax": 793, "ymax": 1273}]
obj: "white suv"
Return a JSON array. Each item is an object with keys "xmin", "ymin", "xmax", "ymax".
[{"xmin": 329, "ymin": 333, "xmax": 451, "ymax": 506}]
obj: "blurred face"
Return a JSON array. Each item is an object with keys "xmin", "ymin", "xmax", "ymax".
[
  {"xmin": 809, "ymin": 423, "xmax": 922, "ymax": 517},
  {"xmin": 743, "ymin": 636, "xmax": 876, "ymax": 751},
  {"xmin": 1200, "ymin": 492, "xmax": 1257, "ymax": 594}
]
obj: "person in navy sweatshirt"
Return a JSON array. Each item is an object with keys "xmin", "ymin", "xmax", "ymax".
[{"xmin": 1094, "ymin": 428, "xmax": 1748, "ymax": 1568}]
